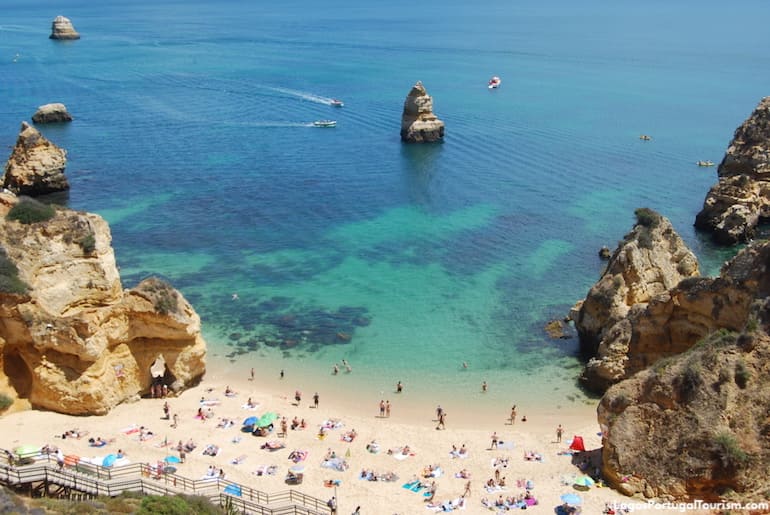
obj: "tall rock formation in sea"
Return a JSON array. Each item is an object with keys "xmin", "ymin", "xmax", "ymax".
[
  {"xmin": 3, "ymin": 122, "xmax": 69, "ymax": 196},
  {"xmin": 32, "ymin": 103, "xmax": 73, "ymax": 124},
  {"xmin": 49, "ymin": 16, "xmax": 80, "ymax": 40},
  {"xmin": 0, "ymin": 192, "xmax": 206, "ymax": 415},
  {"xmin": 400, "ymin": 81, "xmax": 445, "ymax": 143},
  {"xmin": 573, "ymin": 209, "xmax": 700, "ymax": 392},
  {"xmin": 597, "ymin": 243, "xmax": 770, "ymax": 501},
  {"xmin": 695, "ymin": 97, "xmax": 770, "ymax": 245}
]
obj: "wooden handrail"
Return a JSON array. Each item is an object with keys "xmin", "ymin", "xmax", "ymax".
[{"xmin": 0, "ymin": 449, "xmax": 328, "ymax": 515}]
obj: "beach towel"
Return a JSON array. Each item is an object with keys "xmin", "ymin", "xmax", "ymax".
[
  {"xmin": 241, "ymin": 403, "xmax": 259, "ymax": 411},
  {"xmin": 403, "ymin": 480, "xmax": 419, "ymax": 489},
  {"xmin": 121, "ymin": 425, "xmax": 139, "ymax": 435},
  {"xmin": 253, "ymin": 465, "xmax": 278, "ymax": 476},
  {"xmin": 231, "ymin": 455, "xmax": 247, "ymax": 465},
  {"xmin": 200, "ymin": 399, "xmax": 221, "ymax": 406},
  {"xmin": 498, "ymin": 440, "xmax": 515, "ymax": 450}
]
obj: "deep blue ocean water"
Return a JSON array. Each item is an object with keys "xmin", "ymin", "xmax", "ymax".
[{"xmin": 2, "ymin": 0, "xmax": 769, "ymax": 415}]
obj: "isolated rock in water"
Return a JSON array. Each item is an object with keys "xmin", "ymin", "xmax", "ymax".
[
  {"xmin": 3, "ymin": 122, "xmax": 69, "ymax": 195},
  {"xmin": 31, "ymin": 103, "xmax": 73, "ymax": 124},
  {"xmin": 400, "ymin": 81, "xmax": 445, "ymax": 143},
  {"xmin": 49, "ymin": 16, "xmax": 80, "ymax": 40},
  {"xmin": 695, "ymin": 97, "xmax": 770, "ymax": 245}
]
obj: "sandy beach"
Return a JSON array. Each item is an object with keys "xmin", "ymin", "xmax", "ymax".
[{"xmin": 0, "ymin": 356, "xmax": 667, "ymax": 515}]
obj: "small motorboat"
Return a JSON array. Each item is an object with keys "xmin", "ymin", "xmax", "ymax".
[
  {"xmin": 639, "ymin": 134, "xmax": 652, "ymax": 141},
  {"xmin": 488, "ymin": 76, "xmax": 501, "ymax": 89},
  {"xmin": 696, "ymin": 160, "xmax": 715, "ymax": 167},
  {"xmin": 330, "ymin": 99, "xmax": 344, "ymax": 107},
  {"xmin": 313, "ymin": 120, "xmax": 337, "ymax": 128}
]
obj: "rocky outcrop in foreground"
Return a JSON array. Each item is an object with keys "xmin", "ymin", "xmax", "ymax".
[
  {"xmin": 0, "ymin": 193, "xmax": 206, "ymax": 415},
  {"xmin": 49, "ymin": 16, "xmax": 80, "ymax": 40},
  {"xmin": 3, "ymin": 122, "xmax": 69, "ymax": 196},
  {"xmin": 695, "ymin": 96, "xmax": 770, "ymax": 245},
  {"xmin": 573, "ymin": 209, "xmax": 699, "ymax": 392},
  {"xmin": 598, "ymin": 269, "xmax": 770, "ymax": 501},
  {"xmin": 32, "ymin": 103, "xmax": 73, "ymax": 124},
  {"xmin": 400, "ymin": 81, "xmax": 445, "ymax": 143}
]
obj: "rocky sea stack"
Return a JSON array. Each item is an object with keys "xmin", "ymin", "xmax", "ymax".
[
  {"xmin": 0, "ymin": 192, "xmax": 206, "ymax": 415},
  {"xmin": 49, "ymin": 16, "xmax": 80, "ymax": 40},
  {"xmin": 400, "ymin": 81, "xmax": 445, "ymax": 143},
  {"xmin": 695, "ymin": 97, "xmax": 770, "ymax": 245},
  {"xmin": 3, "ymin": 122, "xmax": 69, "ymax": 196},
  {"xmin": 31, "ymin": 103, "xmax": 73, "ymax": 124},
  {"xmin": 573, "ymin": 209, "xmax": 700, "ymax": 392}
]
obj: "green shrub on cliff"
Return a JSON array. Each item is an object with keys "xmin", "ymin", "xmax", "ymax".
[
  {"xmin": 0, "ymin": 248, "xmax": 28, "ymax": 294},
  {"xmin": 6, "ymin": 197, "xmax": 55, "ymax": 224},
  {"xmin": 634, "ymin": 207, "xmax": 661, "ymax": 229},
  {"xmin": 0, "ymin": 394, "xmax": 12, "ymax": 412},
  {"xmin": 136, "ymin": 277, "xmax": 180, "ymax": 316},
  {"xmin": 713, "ymin": 432, "xmax": 749, "ymax": 470},
  {"xmin": 137, "ymin": 495, "xmax": 224, "ymax": 515}
]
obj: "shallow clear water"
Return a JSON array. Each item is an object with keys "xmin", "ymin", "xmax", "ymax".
[{"xmin": 1, "ymin": 0, "xmax": 768, "ymax": 414}]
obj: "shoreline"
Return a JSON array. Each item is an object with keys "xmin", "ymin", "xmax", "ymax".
[{"xmin": 0, "ymin": 356, "xmax": 656, "ymax": 514}]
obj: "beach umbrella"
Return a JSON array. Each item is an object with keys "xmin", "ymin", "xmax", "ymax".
[
  {"xmin": 573, "ymin": 475, "xmax": 595, "ymax": 488},
  {"xmin": 14, "ymin": 445, "xmax": 40, "ymax": 458},
  {"xmin": 289, "ymin": 464, "xmax": 305, "ymax": 473},
  {"xmin": 101, "ymin": 454, "xmax": 118, "ymax": 467},
  {"xmin": 257, "ymin": 412, "xmax": 278, "ymax": 427},
  {"xmin": 163, "ymin": 465, "xmax": 177, "ymax": 474},
  {"xmin": 243, "ymin": 416, "xmax": 258, "ymax": 426},
  {"xmin": 164, "ymin": 455, "xmax": 181, "ymax": 464},
  {"xmin": 560, "ymin": 493, "xmax": 582, "ymax": 506}
]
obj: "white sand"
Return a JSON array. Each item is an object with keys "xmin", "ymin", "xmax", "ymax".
[{"xmin": 0, "ymin": 371, "xmax": 660, "ymax": 514}]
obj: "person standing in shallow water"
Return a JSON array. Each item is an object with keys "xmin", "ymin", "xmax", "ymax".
[
  {"xmin": 396, "ymin": 381, "xmax": 403, "ymax": 393},
  {"xmin": 379, "ymin": 400, "xmax": 385, "ymax": 417},
  {"xmin": 556, "ymin": 424, "xmax": 563, "ymax": 443},
  {"xmin": 313, "ymin": 392, "xmax": 319, "ymax": 408}
]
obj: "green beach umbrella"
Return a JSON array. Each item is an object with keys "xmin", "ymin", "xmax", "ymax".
[
  {"xmin": 257, "ymin": 412, "xmax": 278, "ymax": 427},
  {"xmin": 14, "ymin": 445, "xmax": 40, "ymax": 458}
]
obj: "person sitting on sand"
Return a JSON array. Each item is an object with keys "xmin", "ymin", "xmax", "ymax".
[
  {"xmin": 366, "ymin": 440, "xmax": 380, "ymax": 453},
  {"xmin": 246, "ymin": 397, "xmax": 256, "ymax": 409},
  {"xmin": 225, "ymin": 386, "xmax": 236, "ymax": 397},
  {"xmin": 299, "ymin": 418, "xmax": 307, "ymax": 429}
]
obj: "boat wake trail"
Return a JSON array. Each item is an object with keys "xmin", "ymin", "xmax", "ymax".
[{"xmin": 266, "ymin": 86, "xmax": 334, "ymax": 105}]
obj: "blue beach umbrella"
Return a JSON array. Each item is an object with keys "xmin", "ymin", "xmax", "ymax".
[
  {"xmin": 243, "ymin": 416, "xmax": 258, "ymax": 426},
  {"xmin": 164, "ymin": 455, "xmax": 181, "ymax": 464},
  {"xmin": 560, "ymin": 493, "xmax": 582, "ymax": 506},
  {"xmin": 101, "ymin": 454, "xmax": 118, "ymax": 467}
]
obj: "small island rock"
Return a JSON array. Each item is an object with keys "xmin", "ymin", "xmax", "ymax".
[
  {"xmin": 32, "ymin": 103, "xmax": 73, "ymax": 124},
  {"xmin": 400, "ymin": 81, "xmax": 445, "ymax": 143},
  {"xmin": 3, "ymin": 122, "xmax": 69, "ymax": 195},
  {"xmin": 49, "ymin": 16, "xmax": 80, "ymax": 40}
]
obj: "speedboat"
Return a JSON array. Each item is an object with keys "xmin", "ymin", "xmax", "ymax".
[
  {"xmin": 488, "ymin": 76, "xmax": 501, "ymax": 89},
  {"xmin": 330, "ymin": 99, "xmax": 344, "ymax": 107},
  {"xmin": 696, "ymin": 160, "xmax": 715, "ymax": 167},
  {"xmin": 313, "ymin": 120, "xmax": 337, "ymax": 128}
]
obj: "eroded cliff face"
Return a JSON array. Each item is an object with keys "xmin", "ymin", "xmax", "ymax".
[
  {"xmin": 574, "ymin": 209, "xmax": 700, "ymax": 391},
  {"xmin": 598, "ymin": 299, "xmax": 770, "ymax": 502},
  {"xmin": 0, "ymin": 193, "xmax": 205, "ymax": 415},
  {"xmin": 695, "ymin": 96, "xmax": 770, "ymax": 245},
  {"xmin": 400, "ymin": 81, "xmax": 445, "ymax": 143}
]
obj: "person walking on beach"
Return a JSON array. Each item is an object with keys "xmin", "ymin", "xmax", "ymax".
[
  {"xmin": 482, "ymin": 381, "xmax": 488, "ymax": 393},
  {"xmin": 556, "ymin": 424, "xmax": 563, "ymax": 443},
  {"xmin": 490, "ymin": 431, "xmax": 498, "ymax": 449},
  {"xmin": 510, "ymin": 405, "xmax": 517, "ymax": 425},
  {"xmin": 436, "ymin": 405, "xmax": 443, "ymax": 421},
  {"xmin": 313, "ymin": 392, "xmax": 319, "ymax": 408},
  {"xmin": 327, "ymin": 496, "xmax": 337, "ymax": 514},
  {"xmin": 280, "ymin": 369, "xmax": 284, "ymax": 379},
  {"xmin": 163, "ymin": 401, "xmax": 170, "ymax": 420},
  {"xmin": 171, "ymin": 413, "xmax": 178, "ymax": 428},
  {"xmin": 294, "ymin": 390, "xmax": 302, "ymax": 405},
  {"xmin": 249, "ymin": 368, "xmax": 255, "ymax": 381},
  {"xmin": 379, "ymin": 400, "xmax": 385, "ymax": 417},
  {"xmin": 426, "ymin": 481, "xmax": 437, "ymax": 502},
  {"xmin": 385, "ymin": 400, "xmax": 391, "ymax": 417},
  {"xmin": 437, "ymin": 411, "xmax": 446, "ymax": 430}
]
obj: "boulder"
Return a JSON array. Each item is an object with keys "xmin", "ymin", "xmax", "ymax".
[
  {"xmin": 400, "ymin": 81, "xmax": 445, "ymax": 143},
  {"xmin": 3, "ymin": 122, "xmax": 69, "ymax": 196},
  {"xmin": 0, "ymin": 197, "xmax": 206, "ymax": 415},
  {"xmin": 32, "ymin": 103, "xmax": 73, "ymax": 124},
  {"xmin": 49, "ymin": 16, "xmax": 80, "ymax": 40},
  {"xmin": 575, "ymin": 209, "xmax": 700, "ymax": 392},
  {"xmin": 695, "ymin": 97, "xmax": 770, "ymax": 245}
]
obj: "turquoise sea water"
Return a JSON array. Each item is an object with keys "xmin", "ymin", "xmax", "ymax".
[{"xmin": 2, "ymin": 0, "xmax": 769, "ymax": 417}]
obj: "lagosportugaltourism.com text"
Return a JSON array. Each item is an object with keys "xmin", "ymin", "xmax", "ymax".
[{"xmin": 615, "ymin": 500, "xmax": 770, "ymax": 512}]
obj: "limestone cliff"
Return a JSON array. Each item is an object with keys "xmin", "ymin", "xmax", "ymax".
[
  {"xmin": 0, "ymin": 193, "xmax": 206, "ymax": 415},
  {"xmin": 695, "ymin": 96, "xmax": 770, "ymax": 245},
  {"xmin": 598, "ymin": 288, "xmax": 770, "ymax": 502},
  {"xmin": 49, "ymin": 16, "xmax": 80, "ymax": 40},
  {"xmin": 32, "ymin": 103, "xmax": 73, "ymax": 124},
  {"xmin": 400, "ymin": 81, "xmax": 445, "ymax": 143},
  {"xmin": 3, "ymin": 122, "xmax": 69, "ymax": 196},
  {"xmin": 574, "ymin": 209, "xmax": 699, "ymax": 391}
]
